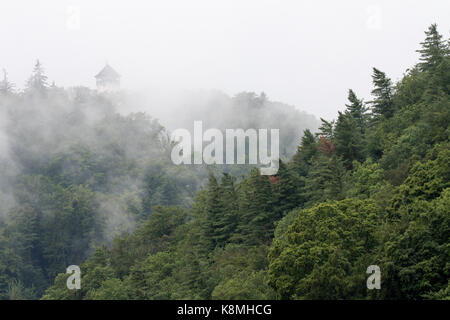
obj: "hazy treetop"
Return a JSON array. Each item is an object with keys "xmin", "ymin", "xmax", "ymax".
[{"xmin": 1, "ymin": 0, "xmax": 449, "ymax": 119}]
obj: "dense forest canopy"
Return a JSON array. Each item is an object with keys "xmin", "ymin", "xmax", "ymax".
[
  {"xmin": 0, "ymin": 24, "xmax": 449, "ymax": 300},
  {"xmin": 0, "ymin": 58, "xmax": 317, "ymax": 298}
]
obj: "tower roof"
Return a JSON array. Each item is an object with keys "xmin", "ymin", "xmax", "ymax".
[{"xmin": 95, "ymin": 64, "xmax": 120, "ymax": 79}]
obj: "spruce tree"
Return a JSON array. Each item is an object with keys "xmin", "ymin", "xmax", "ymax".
[
  {"xmin": 272, "ymin": 160, "xmax": 302, "ymax": 217},
  {"xmin": 204, "ymin": 174, "xmax": 225, "ymax": 249},
  {"xmin": 290, "ymin": 130, "xmax": 318, "ymax": 209},
  {"xmin": 291, "ymin": 129, "xmax": 317, "ymax": 175},
  {"xmin": 302, "ymin": 152, "xmax": 346, "ymax": 206},
  {"xmin": 317, "ymin": 118, "xmax": 335, "ymax": 140},
  {"xmin": 234, "ymin": 168, "xmax": 275, "ymax": 245},
  {"xmin": 417, "ymin": 24, "xmax": 449, "ymax": 72},
  {"xmin": 345, "ymin": 89, "xmax": 367, "ymax": 133},
  {"xmin": 334, "ymin": 111, "xmax": 364, "ymax": 169},
  {"xmin": 197, "ymin": 173, "xmax": 238, "ymax": 250},
  {"xmin": 0, "ymin": 69, "xmax": 15, "ymax": 95},
  {"xmin": 26, "ymin": 60, "xmax": 48, "ymax": 94},
  {"xmin": 369, "ymin": 68, "xmax": 394, "ymax": 119},
  {"xmin": 216, "ymin": 173, "xmax": 238, "ymax": 246}
]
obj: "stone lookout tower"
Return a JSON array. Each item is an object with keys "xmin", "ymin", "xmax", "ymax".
[{"xmin": 95, "ymin": 64, "xmax": 120, "ymax": 92}]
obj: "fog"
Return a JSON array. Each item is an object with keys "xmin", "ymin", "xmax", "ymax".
[
  {"xmin": 0, "ymin": 1, "xmax": 449, "ymax": 300},
  {"xmin": 1, "ymin": 0, "xmax": 449, "ymax": 120}
]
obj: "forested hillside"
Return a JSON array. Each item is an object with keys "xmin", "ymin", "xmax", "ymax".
[
  {"xmin": 0, "ymin": 59, "xmax": 317, "ymax": 298},
  {"xmin": 1, "ymin": 24, "xmax": 449, "ymax": 300}
]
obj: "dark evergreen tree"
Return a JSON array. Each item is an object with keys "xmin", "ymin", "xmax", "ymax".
[
  {"xmin": 291, "ymin": 129, "xmax": 317, "ymax": 184},
  {"xmin": 334, "ymin": 111, "xmax": 364, "ymax": 168},
  {"xmin": 369, "ymin": 68, "xmax": 395, "ymax": 119},
  {"xmin": 417, "ymin": 24, "xmax": 449, "ymax": 72},
  {"xmin": 302, "ymin": 153, "xmax": 346, "ymax": 205},
  {"xmin": 234, "ymin": 168, "xmax": 276, "ymax": 245},
  {"xmin": 215, "ymin": 173, "xmax": 238, "ymax": 247},
  {"xmin": 271, "ymin": 160, "xmax": 302, "ymax": 217},
  {"xmin": 317, "ymin": 118, "xmax": 335, "ymax": 140},
  {"xmin": 203, "ymin": 174, "xmax": 224, "ymax": 249},
  {"xmin": 345, "ymin": 89, "xmax": 367, "ymax": 133},
  {"xmin": 197, "ymin": 173, "xmax": 238, "ymax": 251}
]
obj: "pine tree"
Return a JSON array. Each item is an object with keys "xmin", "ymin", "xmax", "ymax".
[
  {"xmin": 215, "ymin": 173, "xmax": 238, "ymax": 246},
  {"xmin": 234, "ymin": 168, "xmax": 275, "ymax": 245},
  {"xmin": 302, "ymin": 153, "xmax": 346, "ymax": 206},
  {"xmin": 369, "ymin": 68, "xmax": 394, "ymax": 119},
  {"xmin": 345, "ymin": 89, "xmax": 367, "ymax": 133},
  {"xmin": 0, "ymin": 69, "xmax": 15, "ymax": 95},
  {"xmin": 272, "ymin": 160, "xmax": 302, "ymax": 217},
  {"xmin": 317, "ymin": 118, "xmax": 335, "ymax": 140},
  {"xmin": 196, "ymin": 173, "xmax": 239, "ymax": 250},
  {"xmin": 334, "ymin": 111, "xmax": 364, "ymax": 169},
  {"xmin": 26, "ymin": 60, "xmax": 48, "ymax": 93},
  {"xmin": 290, "ymin": 130, "xmax": 318, "ymax": 209},
  {"xmin": 204, "ymin": 174, "xmax": 225, "ymax": 249},
  {"xmin": 323, "ymin": 155, "xmax": 347, "ymax": 200},
  {"xmin": 291, "ymin": 129, "xmax": 317, "ymax": 175},
  {"xmin": 417, "ymin": 24, "xmax": 449, "ymax": 72}
]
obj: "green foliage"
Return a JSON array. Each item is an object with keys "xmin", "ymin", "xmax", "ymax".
[
  {"xmin": 302, "ymin": 154, "xmax": 347, "ymax": 205},
  {"xmin": 2, "ymin": 24, "xmax": 450, "ymax": 300},
  {"xmin": 208, "ymin": 245, "xmax": 274, "ymax": 300},
  {"xmin": 334, "ymin": 111, "xmax": 365, "ymax": 168},
  {"xmin": 89, "ymin": 278, "xmax": 130, "ymax": 300},
  {"xmin": 390, "ymin": 147, "xmax": 450, "ymax": 210},
  {"xmin": 41, "ymin": 273, "xmax": 80, "ymax": 300},
  {"xmin": 417, "ymin": 24, "xmax": 450, "ymax": 72},
  {"xmin": 317, "ymin": 118, "xmax": 335, "ymax": 140},
  {"xmin": 212, "ymin": 270, "xmax": 275, "ymax": 300},
  {"xmin": 234, "ymin": 168, "xmax": 277, "ymax": 245},
  {"xmin": 268, "ymin": 199, "xmax": 381, "ymax": 299},
  {"xmin": 369, "ymin": 68, "xmax": 395, "ymax": 120},
  {"xmin": 379, "ymin": 188, "xmax": 450, "ymax": 299},
  {"xmin": 347, "ymin": 159, "xmax": 387, "ymax": 199},
  {"xmin": 345, "ymin": 89, "xmax": 368, "ymax": 134},
  {"xmin": 271, "ymin": 161, "xmax": 303, "ymax": 217}
]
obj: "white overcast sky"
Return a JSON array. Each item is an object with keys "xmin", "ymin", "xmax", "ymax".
[{"xmin": 1, "ymin": 0, "xmax": 449, "ymax": 120}]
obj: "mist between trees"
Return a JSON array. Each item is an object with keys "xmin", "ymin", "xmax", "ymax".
[
  {"xmin": 0, "ymin": 60, "xmax": 318, "ymax": 298},
  {"xmin": 0, "ymin": 24, "xmax": 449, "ymax": 300}
]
